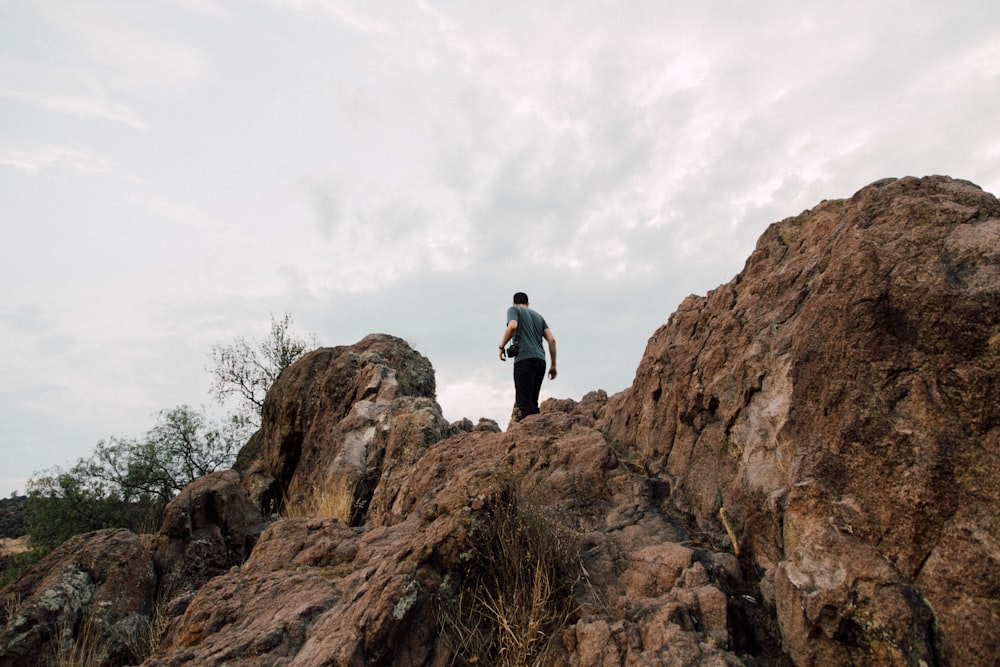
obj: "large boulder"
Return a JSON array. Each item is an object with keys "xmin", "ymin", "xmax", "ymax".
[
  {"xmin": 604, "ymin": 175, "xmax": 1000, "ymax": 665},
  {"xmin": 150, "ymin": 469, "xmax": 265, "ymax": 599},
  {"xmin": 0, "ymin": 471, "xmax": 265, "ymax": 667},
  {"xmin": 0, "ymin": 529, "xmax": 156, "ymax": 667},
  {"xmin": 141, "ymin": 177, "xmax": 1000, "ymax": 666},
  {"xmin": 241, "ymin": 333, "xmax": 451, "ymax": 524}
]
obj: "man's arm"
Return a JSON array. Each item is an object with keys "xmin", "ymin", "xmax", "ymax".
[
  {"xmin": 544, "ymin": 328, "xmax": 557, "ymax": 379},
  {"xmin": 498, "ymin": 319, "xmax": 518, "ymax": 360}
]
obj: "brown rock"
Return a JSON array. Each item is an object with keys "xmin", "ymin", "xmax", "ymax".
[
  {"xmin": 619, "ymin": 542, "xmax": 694, "ymax": 599},
  {"xmin": 144, "ymin": 570, "xmax": 341, "ymax": 666},
  {"xmin": 241, "ymin": 334, "xmax": 447, "ymax": 524},
  {"xmin": 0, "ymin": 528, "xmax": 156, "ymax": 667},
  {"xmin": 8, "ymin": 176, "xmax": 998, "ymax": 666},
  {"xmin": 769, "ymin": 480, "xmax": 936, "ymax": 665},
  {"xmin": 605, "ymin": 175, "xmax": 1000, "ymax": 664},
  {"xmin": 146, "ymin": 443, "xmax": 484, "ymax": 665},
  {"xmin": 148, "ymin": 398, "xmax": 756, "ymax": 666},
  {"xmin": 150, "ymin": 469, "xmax": 265, "ymax": 598}
]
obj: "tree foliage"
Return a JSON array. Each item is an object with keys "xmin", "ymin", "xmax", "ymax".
[
  {"xmin": 26, "ymin": 405, "xmax": 240, "ymax": 551},
  {"xmin": 208, "ymin": 312, "xmax": 315, "ymax": 437},
  {"xmin": 23, "ymin": 314, "xmax": 315, "ymax": 556}
]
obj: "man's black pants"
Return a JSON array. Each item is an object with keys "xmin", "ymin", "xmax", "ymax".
[{"xmin": 513, "ymin": 358, "xmax": 546, "ymax": 418}]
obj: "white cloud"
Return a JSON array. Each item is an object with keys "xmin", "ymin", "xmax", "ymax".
[
  {"xmin": 1, "ymin": 88, "xmax": 146, "ymax": 129},
  {"xmin": 436, "ymin": 374, "xmax": 511, "ymax": 427},
  {"xmin": 0, "ymin": 145, "xmax": 114, "ymax": 173},
  {"xmin": 51, "ymin": 5, "xmax": 206, "ymax": 86},
  {"xmin": 2, "ymin": 1, "xmax": 999, "ymax": 497},
  {"xmin": 132, "ymin": 193, "xmax": 231, "ymax": 235},
  {"xmin": 269, "ymin": 0, "xmax": 393, "ymax": 34}
]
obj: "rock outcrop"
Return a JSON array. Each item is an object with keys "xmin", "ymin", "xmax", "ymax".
[
  {"xmin": 145, "ymin": 393, "xmax": 760, "ymax": 666},
  {"xmin": 150, "ymin": 469, "xmax": 265, "ymax": 599},
  {"xmin": 0, "ymin": 528, "xmax": 157, "ymax": 667},
  {"xmin": 241, "ymin": 334, "xmax": 453, "ymax": 525},
  {"xmin": 0, "ymin": 471, "xmax": 263, "ymax": 667},
  {"xmin": 1, "ymin": 175, "xmax": 997, "ymax": 666},
  {"xmin": 604, "ymin": 175, "xmax": 1000, "ymax": 666}
]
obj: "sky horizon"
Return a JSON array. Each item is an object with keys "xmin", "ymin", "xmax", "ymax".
[{"xmin": 3, "ymin": 1, "xmax": 999, "ymax": 498}]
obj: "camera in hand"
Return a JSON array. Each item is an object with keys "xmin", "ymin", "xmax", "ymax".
[{"xmin": 506, "ymin": 343, "xmax": 519, "ymax": 357}]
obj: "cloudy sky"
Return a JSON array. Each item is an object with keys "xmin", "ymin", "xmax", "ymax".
[{"xmin": 2, "ymin": 1, "xmax": 999, "ymax": 497}]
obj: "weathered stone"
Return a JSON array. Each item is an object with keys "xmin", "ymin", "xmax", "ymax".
[
  {"xmin": 150, "ymin": 469, "xmax": 265, "ymax": 599},
  {"xmin": 0, "ymin": 529, "xmax": 156, "ymax": 667},
  {"xmin": 240, "ymin": 334, "xmax": 447, "ymax": 524},
  {"xmin": 6, "ymin": 176, "xmax": 998, "ymax": 666},
  {"xmin": 605, "ymin": 175, "xmax": 1000, "ymax": 665}
]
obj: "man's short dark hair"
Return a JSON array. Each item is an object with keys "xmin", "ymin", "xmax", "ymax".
[{"xmin": 513, "ymin": 292, "xmax": 529, "ymax": 305}]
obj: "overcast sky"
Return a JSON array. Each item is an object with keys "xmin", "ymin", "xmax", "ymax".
[{"xmin": 2, "ymin": 1, "xmax": 998, "ymax": 497}]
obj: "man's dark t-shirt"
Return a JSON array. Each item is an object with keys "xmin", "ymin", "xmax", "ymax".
[{"xmin": 506, "ymin": 306, "xmax": 549, "ymax": 362}]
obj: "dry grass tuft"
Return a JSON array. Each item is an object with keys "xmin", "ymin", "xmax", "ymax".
[
  {"xmin": 129, "ymin": 586, "xmax": 180, "ymax": 664},
  {"xmin": 438, "ymin": 476, "xmax": 581, "ymax": 667},
  {"xmin": 43, "ymin": 614, "xmax": 103, "ymax": 667},
  {"xmin": 611, "ymin": 443, "xmax": 648, "ymax": 474},
  {"xmin": 2, "ymin": 592, "xmax": 23, "ymax": 625},
  {"xmin": 282, "ymin": 480, "xmax": 362, "ymax": 522},
  {"xmin": 40, "ymin": 581, "xmax": 180, "ymax": 667}
]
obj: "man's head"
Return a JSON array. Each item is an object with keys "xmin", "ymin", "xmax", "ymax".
[{"xmin": 513, "ymin": 292, "xmax": 529, "ymax": 305}]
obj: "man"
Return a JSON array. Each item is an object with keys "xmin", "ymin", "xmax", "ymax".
[{"xmin": 498, "ymin": 292, "xmax": 557, "ymax": 419}]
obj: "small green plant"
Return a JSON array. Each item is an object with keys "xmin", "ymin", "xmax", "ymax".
[{"xmin": 438, "ymin": 477, "xmax": 581, "ymax": 667}]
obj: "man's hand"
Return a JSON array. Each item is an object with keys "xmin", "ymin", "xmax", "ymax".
[
  {"xmin": 544, "ymin": 329, "xmax": 557, "ymax": 379},
  {"xmin": 500, "ymin": 320, "xmax": 518, "ymax": 362}
]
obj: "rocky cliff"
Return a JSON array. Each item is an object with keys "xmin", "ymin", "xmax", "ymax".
[
  {"xmin": 604, "ymin": 175, "xmax": 1000, "ymax": 665},
  {"xmin": 1, "ymin": 175, "xmax": 997, "ymax": 666}
]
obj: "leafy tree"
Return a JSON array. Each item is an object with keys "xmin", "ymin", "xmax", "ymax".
[
  {"xmin": 22, "ymin": 314, "xmax": 314, "ymax": 556},
  {"xmin": 26, "ymin": 405, "xmax": 240, "ymax": 551},
  {"xmin": 209, "ymin": 312, "xmax": 316, "ymax": 437},
  {"xmin": 87, "ymin": 406, "xmax": 242, "ymax": 503},
  {"xmin": 26, "ymin": 464, "xmax": 153, "ymax": 552}
]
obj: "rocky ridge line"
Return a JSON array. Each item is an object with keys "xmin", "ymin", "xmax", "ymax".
[{"xmin": 1, "ymin": 175, "xmax": 997, "ymax": 666}]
